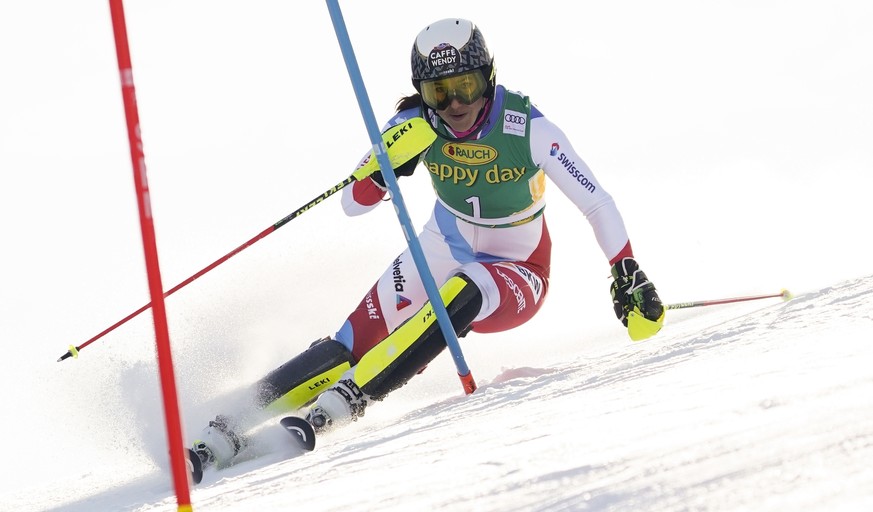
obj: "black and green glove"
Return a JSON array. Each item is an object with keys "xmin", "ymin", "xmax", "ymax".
[{"xmin": 610, "ymin": 257, "xmax": 665, "ymax": 340}]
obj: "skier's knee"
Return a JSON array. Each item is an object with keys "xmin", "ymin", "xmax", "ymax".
[{"xmin": 362, "ymin": 273, "xmax": 483, "ymax": 398}]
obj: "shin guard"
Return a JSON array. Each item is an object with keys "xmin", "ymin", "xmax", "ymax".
[{"xmin": 255, "ymin": 337, "xmax": 354, "ymax": 413}]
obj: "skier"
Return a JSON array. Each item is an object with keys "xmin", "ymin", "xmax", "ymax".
[{"xmin": 191, "ymin": 18, "xmax": 664, "ymax": 470}]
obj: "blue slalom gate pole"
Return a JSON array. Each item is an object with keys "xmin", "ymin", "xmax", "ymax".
[{"xmin": 324, "ymin": 1, "xmax": 476, "ymax": 394}]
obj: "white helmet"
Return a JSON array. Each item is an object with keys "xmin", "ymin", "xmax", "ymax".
[
  {"xmin": 410, "ymin": 18, "xmax": 496, "ymax": 115},
  {"xmin": 411, "ymin": 18, "xmax": 493, "ymax": 84}
]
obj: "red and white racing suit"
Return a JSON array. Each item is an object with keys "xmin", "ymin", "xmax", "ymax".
[{"xmin": 335, "ymin": 86, "xmax": 633, "ymax": 362}]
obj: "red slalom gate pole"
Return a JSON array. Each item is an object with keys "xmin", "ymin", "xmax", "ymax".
[
  {"xmin": 666, "ymin": 289, "xmax": 792, "ymax": 310},
  {"xmin": 108, "ymin": 1, "xmax": 193, "ymax": 509}
]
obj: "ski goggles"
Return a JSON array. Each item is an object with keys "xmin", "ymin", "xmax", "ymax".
[{"xmin": 419, "ymin": 70, "xmax": 488, "ymax": 110}]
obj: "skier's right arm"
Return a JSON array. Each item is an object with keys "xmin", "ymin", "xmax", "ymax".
[
  {"xmin": 341, "ymin": 107, "xmax": 425, "ymax": 217},
  {"xmin": 341, "ymin": 151, "xmax": 389, "ymax": 216}
]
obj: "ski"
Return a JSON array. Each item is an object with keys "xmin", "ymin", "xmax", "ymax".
[
  {"xmin": 186, "ymin": 448, "xmax": 204, "ymax": 485},
  {"xmin": 280, "ymin": 416, "xmax": 317, "ymax": 452},
  {"xmin": 187, "ymin": 417, "xmax": 315, "ymax": 485}
]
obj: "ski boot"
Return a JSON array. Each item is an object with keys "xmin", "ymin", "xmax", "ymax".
[
  {"xmin": 191, "ymin": 414, "xmax": 247, "ymax": 469},
  {"xmin": 305, "ymin": 377, "xmax": 370, "ymax": 433}
]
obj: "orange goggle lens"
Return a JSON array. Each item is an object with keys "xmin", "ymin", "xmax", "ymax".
[{"xmin": 420, "ymin": 70, "xmax": 488, "ymax": 110}]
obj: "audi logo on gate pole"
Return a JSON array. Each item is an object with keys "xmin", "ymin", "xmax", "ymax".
[{"xmin": 505, "ymin": 113, "xmax": 526, "ymax": 124}]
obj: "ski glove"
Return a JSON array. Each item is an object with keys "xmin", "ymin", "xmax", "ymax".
[
  {"xmin": 610, "ymin": 257, "xmax": 665, "ymax": 341},
  {"xmin": 370, "ymin": 152, "xmax": 422, "ymax": 188}
]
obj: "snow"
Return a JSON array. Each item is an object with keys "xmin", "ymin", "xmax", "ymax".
[
  {"xmin": 10, "ymin": 278, "xmax": 873, "ymax": 511},
  {"xmin": 2, "ymin": 1, "xmax": 872, "ymax": 511}
]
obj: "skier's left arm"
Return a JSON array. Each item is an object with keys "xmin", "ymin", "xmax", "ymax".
[
  {"xmin": 531, "ymin": 111, "xmax": 664, "ymax": 339},
  {"xmin": 530, "ymin": 112, "xmax": 629, "ymax": 264}
]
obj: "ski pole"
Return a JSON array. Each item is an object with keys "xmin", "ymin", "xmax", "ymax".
[
  {"xmin": 666, "ymin": 289, "xmax": 792, "ymax": 310},
  {"xmin": 56, "ymin": 177, "xmax": 352, "ymax": 362},
  {"xmin": 57, "ymin": 119, "xmax": 437, "ymax": 363},
  {"xmin": 325, "ymin": 0, "xmax": 477, "ymax": 394}
]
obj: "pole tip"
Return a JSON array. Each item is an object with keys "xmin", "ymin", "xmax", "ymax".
[
  {"xmin": 780, "ymin": 289, "xmax": 793, "ymax": 301},
  {"xmin": 57, "ymin": 345, "xmax": 79, "ymax": 362},
  {"xmin": 459, "ymin": 372, "xmax": 477, "ymax": 395}
]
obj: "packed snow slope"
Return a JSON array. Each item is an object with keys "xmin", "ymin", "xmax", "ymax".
[{"xmin": 13, "ymin": 275, "xmax": 873, "ymax": 511}]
